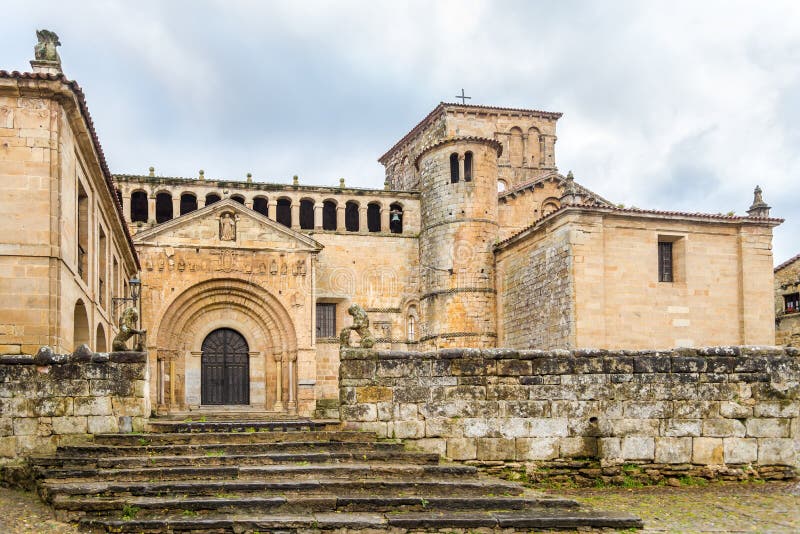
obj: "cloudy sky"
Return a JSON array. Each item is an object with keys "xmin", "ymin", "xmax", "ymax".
[{"xmin": 3, "ymin": 0, "xmax": 799, "ymax": 264}]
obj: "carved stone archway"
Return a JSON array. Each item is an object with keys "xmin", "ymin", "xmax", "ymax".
[{"xmin": 154, "ymin": 278, "xmax": 298, "ymax": 413}]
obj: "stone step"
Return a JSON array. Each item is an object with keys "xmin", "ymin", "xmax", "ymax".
[
  {"xmin": 78, "ymin": 510, "xmax": 643, "ymax": 533},
  {"xmin": 147, "ymin": 419, "xmax": 339, "ymax": 433},
  {"xmin": 31, "ymin": 450, "xmax": 441, "ymax": 469},
  {"xmin": 93, "ymin": 430, "xmax": 373, "ymax": 446},
  {"xmin": 56, "ymin": 440, "xmax": 405, "ymax": 457},
  {"xmin": 54, "ymin": 494, "xmax": 576, "ymax": 514},
  {"xmin": 41, "ymin": 478, "xmax": 524, "ymax": 501},
  {"xmin": 38, "ymin": 463, "xmax": 477, "ymax": 482}
]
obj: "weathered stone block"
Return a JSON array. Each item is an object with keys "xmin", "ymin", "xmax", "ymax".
[
  {"xmin": 87, "ymin": 415, "xmax": 118, "ymax": 434},
  {"xmin": 719, "ymin": 401, "xmax": 752, "ymax": 419},
  {"xmin": 528, "ymin": 417, "xmax": 568, "ymax": 437},
  {"xmin": 623, "ymin": 401, "xmax": 672, "ymax": 418},
  {"xmin": 12, "ymin": 417, "xmax": 37, "ymax": 436},
  {"xmin": 692, "ymin": 437, "xmax": 724, "ymax": 464},
  {"xmin": 390, "ymin": 420, "xmax": 425, "ymax": 439},
  {"xmin": 723, "ymin": 437, "xmax": 757, "ymax": 464},
  {"xmin": 0, "ymin": 417, "xmax": 12, "ymax": 437},
  {"xmin": 757, "ymin": 438, "xmax": 797, "ymax": 465},
  {"xmin": 702, "ymin": 418, "xmax": 746, "ymax": 437},
  {"xmin": 515, "ymin": 437, "xmax": 559, "ymax": 460},
  {"xmin": 745, "ymin": 418, "xmax": 790, "ymax": 438},
  {"xmin": 559, "ymin": 437, "xmax": 597, "ymax": 458},
  {"xmin": 610, "ymin": 418, "xmax": 660, "ymax": 436},
  {"xmin": 413, "ymin": 438, "xmax": 446, "ymax": 456},
  {"xmin": 477, "ymin": 438, "xmax": 516, "ymax": 461},
  {"xmin": 446, "ymin": 437, "xmax": 477, "ymax": 460},
  {"xmin": 496, "ymin": 359, "xmax": 531, "ymax": 376},
  {"xmin": 74, "ymin": 396, "xmax": 112, "ymax": 416},
  {"xmin": 339, "ymin": 404, "xmax": 377, "ymax": 422},
  {"xmin": 339, "ymin": 359, "xmax": 376, "ymax": 379},
  {"xmin": 621, "ymin": 436, "xmax": 654, "ymax": 460},
  {"xmin": 356, "ymin": 386, "xmax": 393, "ymax": 403},
  {"xmin": 111, "ymin": 397, "xmax": 145, "ymax": 417},
  {"xmin": 355, "ymin": 421, "xmax": 388, "ymax": 438},
  {"xmin": 52, "ymin": 416, "xmax": 88, "ymax": 435},
  {"xmin": 598, "ymin": 437, "xmax": 622, "ymax": 460},
  {"xmin": 462, "ymin": 418, "xmax": 490, "ymax": 438},
  {"xmin": 0, "ymin": 436, "xmax": 16, "ymax": 457},
  {"xmin": 753, "ymin": 401, "xmax": 799, "ymax": 418},
  {"xmin": 654, "ymin": 437, "xmax": 692, "ymax": 463}
]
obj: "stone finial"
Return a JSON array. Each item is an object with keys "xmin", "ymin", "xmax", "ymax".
[
  {"xmin": 246, "ymin": 172, "xmax": 252, "ymax": 183},
  {"xmin": 560, "ymin": 170, "xmax": 582, "ymax": 205},
  {"xmin": 148, "ymin": 166, "xmax": 155, "ymax": 177},
  {"xmin": 293, "ymin": 175, "xmax": 299, "ymax": 186},
  {"xmin": 31, "ymin": 29, "xmax": 63, "ymax": 75},
  {"xmin": 747, "ymin": 185, "xmax": 771, "ymax": 218},
  {"xmin": 339, "ymin": 178, "xmax": 346, "ymax": 188},
  {"xmin": 198, "ymin": 169, "xmax": 205, "ymax": 181}
]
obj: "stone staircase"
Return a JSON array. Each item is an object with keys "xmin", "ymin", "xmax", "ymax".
[{"xmin": 30, "ymin": 418, "xmax": 642, "ymax": 532}]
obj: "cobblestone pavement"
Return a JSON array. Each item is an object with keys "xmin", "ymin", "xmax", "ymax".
[
  {"xmin": 0, "ymin": 482, "xmax": 798, "ymax": 533},
  {"xmin": 0, "ymin": 487, "xmax": 78, "ymax": 534},
  {"xmin": 550, "ymin": 480, "xmax": 800, "ymax": 533}
]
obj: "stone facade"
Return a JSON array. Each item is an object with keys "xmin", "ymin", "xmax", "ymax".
[
  {"xmin": 0, "ymin": 348, "xmax": 147, "ymax": 462},
  {"xmin": 339, "ymin": 347, "xmax": 800, "ymax": 477},
  {"xmin": 775, "ymin": 254, "xmax": 800, "ymax": 347},
  {"xmin": 0, "ymin": 43, "xmax": 784, "ymax": 419},
  {"xmin": 0, "ymin": 72, "xmax": 139, "ymax": 355}
]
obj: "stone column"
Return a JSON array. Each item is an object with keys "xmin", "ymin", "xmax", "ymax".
[
  {"xmin": 197, "ymin": 196, "xmax": 206, "ymax": 209},
  {"xmin": 359, "ymin": 206, "xmax": 367, "ymax": 233},
  {"xmin": 314, "ymin": 202, "xmax": 323, "ymax": 229},
  {"xmin": 521, "ymin": 134, "xmax": 528, "ymax": 166},
  {"xmin": 171, "ymin": 196, "xmax": 181, "ymax": 218},
  {"xmin": 273, "ymin": 353, "xmax": 284, "ymax": 411},
  {"xmin": 380, "ymin": 207, "xmax": 390, "ymax": 233},
  {"xmin": 459, "ymin": 154, "xmax": 465, "ymax": 181},
  {"xmin": 268, "ymin": 200, "xmax": 277, "ymax": 220},
  {"xmin": 122, "ymin": 194, "xmax": 131, "ymax": 222},
  {"xmin": 291, "ymin": 203, "xmax": 300, "ymax": 230},
  {"xmin": 147, "ymin": 195, "xmax": 156, "ymax": 224},
  {"xmin": 336, "ymin": 206, "xmax": 345, "ymax": 232},
  {"xmin": 288, "ymin": 352, "xmax": 297, "ymax": 414}
]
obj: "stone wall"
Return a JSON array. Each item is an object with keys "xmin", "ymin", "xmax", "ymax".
[
  {"xmin": 775, "ymin": 255, "xmax": 800, "ymax": 347},
  {"xmin": 0, "ymin": 347, "xmax": 148, "ymax": 463},
  {"xmin": 339, "ymin": 347, "xmax": 799, "ymax": 480}
]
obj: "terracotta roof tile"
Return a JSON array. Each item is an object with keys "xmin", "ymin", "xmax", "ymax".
[
  {"xmin": 775, "ymin": 253, "xmax": 800, "ymax": 272},
  {"xmin": 0, "ymin": 70, "xmax": 139, "ymax": 268}
]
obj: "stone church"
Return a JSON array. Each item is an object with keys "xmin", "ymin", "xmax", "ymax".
[{"xmin": 0, "ymin": 36, "xmax": 781, "ymax": 419}]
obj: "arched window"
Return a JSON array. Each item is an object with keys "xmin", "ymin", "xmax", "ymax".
[
  {"xmin": 95, "ymin": 323, "xmax": 107, "ymax": 352},
  {"xmin": 231, "ymin": 194, "xmax": 245, "ymax": 204},
  {"xmin": 77, "ymin": 183, "xmax": 88, "ymax": 282},
  {"xmin": 73, "ymin": 299, "xmax": 89, "ymax": 350},
  {"xmin": 205, "ymin": 193, "xmax": 221, "ymax": 206},
  {"xmin": 367, "ymin": 202, "xmax": 381, "ymax": 233},
  {"xmin": 389, "ymin": 202, "xmax": 403, "ymax": 234},
  {"xmin": 450, "ymin": 153, "xmax": 459, "ymax": 183},
  {"xmin": 509, "ymin": 126, "xmax": 523, "ymax": 167},
  {"xmin": 130, "ymin": 191, "xmax": 148, "ymax": 222},
  {"xmin": 498, "ymin": 180, "xmax": 508, "ymax": 193},
  {"xmin": 276, "ymin": 198, "xmax": 292, "ymax": 227},
  {"xmin": 464, "ymin": 151, "xmax": 473, "ymax": 182},
  {"xmin": 300, "ymin": 199, "xmax": 315, "ymax": 229},
  {"xmin": 406, "ymin": 305, "xmax": 418, "ymax": 342},
  {"xmin": 541, "ymin": 198, "xmax": 560, "ymax": 216},
  {"xmin": 180, "ymin": 193, "xmax": 197, "ymax": 215},
  {"xmin": 155, "ymin": 192, "xmax": 173, "ymax": 223},
  {"xmin": 345, "ymin": 201, "xmax": 359, "ymax": 232},
  {"xmin": 253, "ymin": 196, "xmax": 268, "ymax": 216},
  {"xmin": 322, "ymin": 200, "xmax": 337, "ymax": 231}
]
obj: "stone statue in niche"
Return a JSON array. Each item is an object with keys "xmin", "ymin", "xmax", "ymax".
[
  {"xmin": 219, "ymin": 212, "xmax": 236, "ymax": 241},
  {"xmin": 34, "ymin": 30, "xmax": 61, "ymax": 62},
  {"xmin": 339, "ymin": 304, "xmax": 375, "ymax": 349},
  {"xmin": 112, "ymin": 307, "xmax": 147, "ymax": 351}
]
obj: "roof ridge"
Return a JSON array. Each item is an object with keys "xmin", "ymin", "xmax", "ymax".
[{"xmin": 775, "ymin": 253, "xmax": 800, "ymax": 272}]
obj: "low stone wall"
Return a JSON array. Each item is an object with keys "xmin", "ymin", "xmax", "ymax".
[
  {"xmin": 339, "ymin": 346, "xmax": 800, "ymax": 481},
  {"xmin": 0, "ymin": 346, "xmax": 148, "ymax": 464}
]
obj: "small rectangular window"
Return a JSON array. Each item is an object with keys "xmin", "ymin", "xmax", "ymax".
[
  {"xmin": 785, "ymin": 293, "xmax": 800, "ymax": 314},
  {"xmin": 658, "ymin": 241, "xmax": 673, "ymax": 282},
  {"xmin": 316, "ymin": 303, "xmax": 337, "ymax": 338}
]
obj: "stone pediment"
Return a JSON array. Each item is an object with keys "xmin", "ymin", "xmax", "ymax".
[{"xmin": 133, "ymin": 198, "xmax": 323, "ymax": 252}]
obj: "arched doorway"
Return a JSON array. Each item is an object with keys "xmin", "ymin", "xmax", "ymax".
[
  {"xmin": 201, "ymin": 328, "xmax": 250, "ymax": 405},
  {"xmin": 73, "ymin": 300, "xmax": 89, "ymax": 350}
]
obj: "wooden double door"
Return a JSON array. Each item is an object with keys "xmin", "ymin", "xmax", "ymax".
[{"xmin": 201, "ymin": 328, "xmax": 249, "ymax": 405}]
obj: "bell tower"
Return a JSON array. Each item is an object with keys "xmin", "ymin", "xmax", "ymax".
[{"xmin": 415, "ymin": 137, "xmax": 502, "ymax": 348}]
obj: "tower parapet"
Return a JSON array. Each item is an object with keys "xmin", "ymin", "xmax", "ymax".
[{"xmin": 415, "ymin": 137, "xmax": 502, "ymax": 348}]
